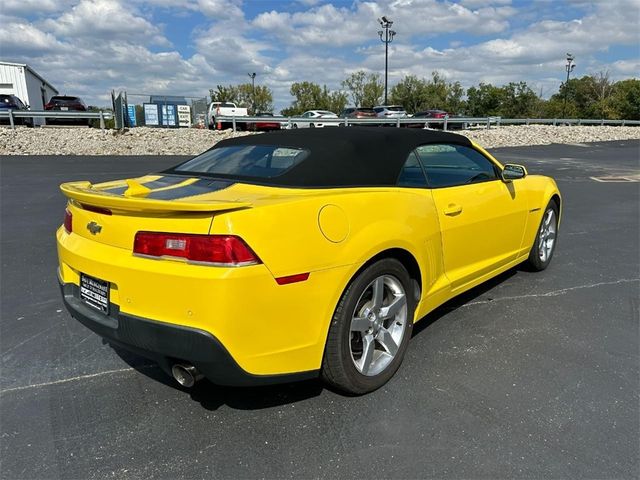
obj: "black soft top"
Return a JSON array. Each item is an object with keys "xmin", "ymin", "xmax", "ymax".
[{"xmin": 178, "ymin": 127, "xmax": 473, "ymax": 188}]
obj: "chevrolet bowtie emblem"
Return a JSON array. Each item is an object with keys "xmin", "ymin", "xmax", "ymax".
[{"xmin": 87, "ymin": 221, "xmax": 102, "ymax": 235}]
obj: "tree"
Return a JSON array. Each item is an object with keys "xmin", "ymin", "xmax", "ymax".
[
  {"xmin": 209, "ymin": 84, "xmax": 273, "ymax": 114},
  {"xmin": 341, "ymin": 71, "xmax": 384, "ymax": 107},
  {"xmin": 389, "ymin": 75, "xmax": 426, "ymax": 113},
  {"xmin": 324, "ymin": 86, "xmax": 348, "ymax": 114},
  {"xmin": 389, "ymin": 71, "xmax": 466, "ymax": 114},
  {"xmin": 589, "ymin": 71, "xmax": 615, "ymax": 119},
  {"xmin": 465, "ymin": 83, "xmax": 504, "ymax": 116},
  {"xmin": 236, "ymin": 84, "xmax": 274, "ymax": 114},
  {"xmin": 281, "ymin": 82, "xmax": 346, "ymax": 116},
  {"xmin": 443, "ymin": 80, "xmax": 465, "ymax": 114},
  {"xmin": 465, "ymin": 81, "xmax": 541, "ymax": 117},
  {"xmin": 500, "ymin": 82, "xmax": 540, "ymax": 118},
  {"xmin": 209, "ymin": 85, "xmax": 239, "ymax": 104},
  {"xmin": 610, "ymin": 79, "xmax": 640, "ymax": 120}
]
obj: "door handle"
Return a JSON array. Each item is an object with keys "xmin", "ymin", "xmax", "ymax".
[{"xmin": 443, "ymin": 203, "xmax": 463, "ymax": 216}]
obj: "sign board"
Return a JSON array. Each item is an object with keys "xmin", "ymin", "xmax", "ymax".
[
  {"xmin": 144, "ymin": 103, "xmax": 159, "ymax": 126},
  {"xmin": 127, "ymin": 105, "xmax": 137, "ymax": 127},
  {"xmin": 177, "ymin": 105, "xmax": 191, "ymax": 128},
  {"xmin": 161, "ymin": 105, "xmax": 176, "ymax": 127}
]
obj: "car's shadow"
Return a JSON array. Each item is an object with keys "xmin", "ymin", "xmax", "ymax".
[
  {"xmin": 113, "ymin": 265, "xmax": 527, "ymax": 410},
  {"xmin": 412, "ymin": 267, "xmax": 520, "ymax": 337}
]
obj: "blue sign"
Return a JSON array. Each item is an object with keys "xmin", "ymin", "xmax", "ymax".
[
  {"xmin": 127, "ymin": 105, "xmax": 137, "ymax": 127},
  {"xmin": 161, "ymin": 105, "xmax": 176, "ymax": 127}
]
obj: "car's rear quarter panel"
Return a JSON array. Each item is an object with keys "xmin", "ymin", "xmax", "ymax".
[{"xmin": 211, "ymin": 187, "xmax": 446, "ymax": 326}]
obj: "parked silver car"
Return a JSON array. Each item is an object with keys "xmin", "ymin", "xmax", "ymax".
[
  {"xmin": 292, "ymin": 110, "xmax": 339, "ymax": 128},
  {"xmin": 373, "ymin": 105, "xmax": 407, "ymax": 118}
]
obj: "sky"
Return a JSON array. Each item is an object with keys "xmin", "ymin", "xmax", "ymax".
[{"xmin": 1, "ymin": 0, "xmax": 639, "ymax": 111}]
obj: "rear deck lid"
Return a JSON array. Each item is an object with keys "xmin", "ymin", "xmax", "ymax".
[{"xmin": 61, "ymin": 175, "xmax": 252, "ymax": 250}]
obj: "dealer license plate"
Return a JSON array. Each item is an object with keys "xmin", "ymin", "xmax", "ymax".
[
  {"xmin": 80, "ymin": 273, "xmax": 109, "ymax": 314},
  {"xmin": 61, "ymin": 106, "xmax": 69, "ymax": 111}
]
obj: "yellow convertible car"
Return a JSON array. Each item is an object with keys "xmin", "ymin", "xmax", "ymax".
[{"xmin": 57, "ymin": 128, "xmax": 561, "ymax": 394}]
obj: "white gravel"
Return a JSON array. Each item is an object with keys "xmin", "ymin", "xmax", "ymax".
[{"xmin": 0, "ymin": 124, "xmax": 638, "ymax": 155}]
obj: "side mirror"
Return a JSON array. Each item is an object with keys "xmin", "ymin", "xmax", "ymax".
[{"xmin": 501, "ymin": 163, "xmax": 527, "ymax": 182}]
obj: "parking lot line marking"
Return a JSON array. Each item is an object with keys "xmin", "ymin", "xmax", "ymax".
[
  {"xmin": 0, "ymin": 365, "xmax": 157, "ymax": 396},
  {"xmin": 590, "ymin": 176, "xmax": 639, "ymax": 182}
]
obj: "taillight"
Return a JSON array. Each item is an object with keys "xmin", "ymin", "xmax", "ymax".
[
  {"xmin": 44, "ymin": 103, "xmax": 54, "ymax": 110},
  {"xmin": 133, "ymin": 232, "xmax": 261, "ymax": 266},
  {"xmin": 64, "ymin": 208, "xmax": 72, "ymax": 233}
]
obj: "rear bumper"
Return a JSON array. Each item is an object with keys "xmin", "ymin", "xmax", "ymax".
[
  {"xmin": 59, "ymin": 280, "xmax": 318, "ymax": 386},
  {"xmin": 57, "ymin": 226, "xmax": 350, "ymax": 379}
]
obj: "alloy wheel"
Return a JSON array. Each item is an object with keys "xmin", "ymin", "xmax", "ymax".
[
  {"xmin": 349, "ymin": 275, "xmax": 408, "ymax": 376},
  {"xmin": 538, "ymin": 208, "xmax": 557, "ymax": 262}
]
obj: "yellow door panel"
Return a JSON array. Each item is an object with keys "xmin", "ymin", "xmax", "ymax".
[{"xmin": 432, "ymin": 180, "xmax": 529, "ymax": 289}]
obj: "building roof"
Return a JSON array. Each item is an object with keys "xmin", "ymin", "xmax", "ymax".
[
  {"xmin": 166, "ymin": 127, "xmax": 474, "ymax": 188},
  {"xmin": 149, "ymin": 95, "xmax": 188, "ymax": 105},
  {"xmin": 0, "ymin": 61, "xmax": 58, "ymax": 94}
]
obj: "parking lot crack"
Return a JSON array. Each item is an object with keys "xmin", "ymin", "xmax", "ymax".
[
  {"xmin": 0, "ymin": 365, "xmax": 157, "ymax": 396},
  {"xmin": 463, "ymin": 278, "xmax": 639, "ymax": 307}
]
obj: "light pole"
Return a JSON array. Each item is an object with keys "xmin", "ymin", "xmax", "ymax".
[
  {"xmin": 378, "ymin": 16, "xmax": 396, "ymax": 105},
  {"xmin": 248, "ymin": 72, "xmax": 256, "ymax": 114},
  {"xmin": 562, "ymin": 53, "xmax": 575, "ymax": 119}
]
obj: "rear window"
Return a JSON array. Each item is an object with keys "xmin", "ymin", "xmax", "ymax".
[
  {"xmin": 173, "ymin": 145, "xmax": 309, "ymax": 179},
  {"xmin": 50, "ymin": 96, "xmax": 84, "ymax": 105},
  {"xmin": 387, "ymin": 106, "xmax": 405, "ymax": 112},
  {"xmin": 356, "ymin": 108, "xmax": 375, "ymax": 113}
]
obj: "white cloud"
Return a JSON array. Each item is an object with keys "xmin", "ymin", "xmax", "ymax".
[
  {"xmin": 459, "ymin": 0, "xmax": 512, "ymax": 7},
  {"xmin": 135, "ymin": 0, "xmax": 244, "ymax": 19},
  {"xmin": 197, "ymin": 0, "xmax": 244, "ymax": 19},
  {"xmin": 0, "ymin": 0, "xmax": 73, "ymax": 15},
  {"xmin": 606, "ymin": 59, "xmax": 640, "ymax": 79},
  {"xmin": 0, "ymin": 21, "xmax": 68, "ymax": 56},
  {"xmin": 253, "ymin": 0, "xmax": 515, "ymax": 47},
  {"xmin": 44, "ymin": 0, "xmax": 169, "ymax": 45}
]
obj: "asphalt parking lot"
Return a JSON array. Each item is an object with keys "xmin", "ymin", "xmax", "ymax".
[{"xmin": 1, "ymin": 140, "xmax": 638, "ymax": 479}]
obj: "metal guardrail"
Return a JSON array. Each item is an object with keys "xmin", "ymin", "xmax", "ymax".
[
  {"xmin": 0, "ymin": 110, "xmax": 113, "ymax": 130},
  {"xmin": 215, "ymin": 115, "xmax": 640, "ymax": 132},
  {"xmin": 3, "ymin": 110, "xmax": 636, "ymax": 132}
]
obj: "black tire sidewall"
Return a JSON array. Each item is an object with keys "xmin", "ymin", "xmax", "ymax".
[
  {"xmin": 324, "ymin": 258, "xmax": 415, "ymax": 394},
  {"xmin": 528, "ymin": 201, "xmax": 559, "ymax": 271}
]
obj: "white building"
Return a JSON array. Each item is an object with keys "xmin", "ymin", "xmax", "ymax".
[{"xmin": 0, "ymin": 61, "xmax": 58, "ymax": 125}]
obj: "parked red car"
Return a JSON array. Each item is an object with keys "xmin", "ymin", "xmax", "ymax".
[
  {"xmin": 340, "ymin": 107, "xmax": 378, "ymax": 119},
  {"xmin": 45, "ymin": 95, "xmax": 88, "ymax": 125},
  {"xmin": 407, "ymin": 110, "xmax": 467, "ymax": 130},
  {"xmin": 248, "ymin": 112, "xmax": 281, "ymax": 131}
]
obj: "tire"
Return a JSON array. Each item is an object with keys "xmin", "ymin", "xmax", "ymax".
[
  {"xmin": 527, "ymin": 201, "xmax": 559, "ymax": 271},
  {"xmin": 322, "ymin": 258, "xmax": 415, "ymax": 395},
  {"xmin": 292, "ymin": 123, "xmax": 298, "ymax": 129},
  {"xmin": 310, "ymin": 123, "xmax": 315, "ymax": 128}
]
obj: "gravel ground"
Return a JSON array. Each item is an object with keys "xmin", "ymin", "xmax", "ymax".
[{"xmin": 1, "ymin": 124, "xmax": 639, "ymax": 155}]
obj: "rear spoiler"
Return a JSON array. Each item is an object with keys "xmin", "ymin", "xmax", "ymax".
[{"xmin": 60, "ymin": 181, "xmax": 251, "ymax": 213}]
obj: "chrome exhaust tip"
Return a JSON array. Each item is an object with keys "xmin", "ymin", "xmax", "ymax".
[{"xmin": 171, "ymin": 364, "xmax": 203, "ymax": 388}]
